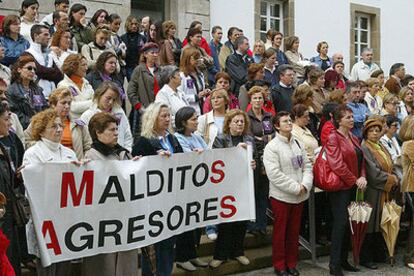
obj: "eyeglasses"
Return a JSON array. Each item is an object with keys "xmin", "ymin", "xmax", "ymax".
[
  {"xmin": 23, "ymin": 66, "xmax": 36, "ymax": 72},
  {"xmin": 391, "ymin": 123, "xmax": 399, "ymax": 127}
]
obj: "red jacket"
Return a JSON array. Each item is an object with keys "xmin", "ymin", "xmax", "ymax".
[
  {"xmin": 320, "ymin": 120, "xmax": 335, "ymax": 146},
  {"xmin": 182, "ymin": 37, "xmax": 212, "ymax": 56},
  {"xmin": 325, "ymin": 130, "xmax": 366, "ymax": 189}
]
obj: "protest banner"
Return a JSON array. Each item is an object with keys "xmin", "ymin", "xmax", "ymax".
[{"xmin": 22, "ymin": 147, "xmax": 255, "ymax": 266}]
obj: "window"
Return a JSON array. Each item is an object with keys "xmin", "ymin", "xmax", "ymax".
[
  {"xmin": 260, "ymin": 1, "xmax": 283, "ymax": 41},
  {"xmin": 354, "ymin": 13, "xmax": 371, "ymax": 64}
]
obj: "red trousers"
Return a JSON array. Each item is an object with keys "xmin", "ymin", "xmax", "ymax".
[{"xmin": 271, "ymin": 197, "xmax": 304, "ymax": 271}]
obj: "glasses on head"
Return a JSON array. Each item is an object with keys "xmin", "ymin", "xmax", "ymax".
[{"xmin": 23, "ymin": 66, "xmax": 36, "ymax": 72}]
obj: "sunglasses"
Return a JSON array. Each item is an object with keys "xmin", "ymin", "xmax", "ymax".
[{"xmin": 23, "ymin": 66, "xmax": 37, "ymax": 72}]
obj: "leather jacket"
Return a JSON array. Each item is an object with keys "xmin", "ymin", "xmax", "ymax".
[{"xmin": 325, "ymin": 130, "xmax": 366, "ymax": 189}]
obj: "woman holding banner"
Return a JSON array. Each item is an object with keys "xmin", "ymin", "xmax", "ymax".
[
  {"xmin": 22, "ymin": 109, "xmax": 78, "ymax": 276},
  {"xmin": 81, "ymin": 112, "xmax": 139, "ymax": 276},
  {"xmin": 174, "ymin": 106, "xmax": 209, "ymax": 271},
  {"xmin": 132, "ymin": 102, "xmax": 183, "ymax": 276},
  {"xmin": 209, "ymin": 109, "xmax": 256, "ymax": 268}
]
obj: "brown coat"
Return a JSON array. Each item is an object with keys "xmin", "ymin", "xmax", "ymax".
[
  {"xmin": 361, "ymin": 141, "xmax": 398, "ymax": 233},
  {"xmin": 401, "ymin": 140, "xmax": 414, "ymax": 192},
  {"xmin": 127, "ymin": 63, "xmax": 161, "ymax": 108}
]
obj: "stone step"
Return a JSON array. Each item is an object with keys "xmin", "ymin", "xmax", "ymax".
[{"xmin": 172, "ymin": 243, "xmax": 330, "ymax": 276}]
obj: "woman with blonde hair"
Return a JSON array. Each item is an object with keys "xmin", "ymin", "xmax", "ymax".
[
  {"xmin": 132, "ymin": 102, "xmax": 182, "ymax": 275},
  {"xmin": 24, "ymin": 87, "xmax": 92, "ymax": 159},
  {"xmin": 58, "ymin": 54, "xmax": 94, "ymax": 119},
  {"xmin": 253, "ymin": 40, "xmax": 265, "ymax": 63},
  {"xmin": 80, "ymin": 81, "xmax": 132, "ymax": 151}
]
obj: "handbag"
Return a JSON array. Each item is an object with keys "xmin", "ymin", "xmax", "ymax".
[
  {"xmin": 313, "ymin": 146, "xmax": 343, "ymax": 191},
  {"xmin": 10, "ymin": 189, "xmax": 30, "ymax": 227}
]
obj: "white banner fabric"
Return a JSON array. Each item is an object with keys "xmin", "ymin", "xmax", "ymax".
[{"xmin": 22, "ymin": 147, "xmax": 255, "ymax": 266}]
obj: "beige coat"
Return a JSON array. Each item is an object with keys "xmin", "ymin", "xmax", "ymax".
[
  {"xmin": 81, "ymin": 147, "xmax": 138, "ymax": 276},
  {"xmin": 402, "ymin": 140, "xmax": 414, "ymax": 192},
  {"xmin": 292, "ymin": 123, "xmax": 319, "ymax": 164},
  {"xmin": 24, "ymin": 121, "xmax": 92, "ymax": 159}
]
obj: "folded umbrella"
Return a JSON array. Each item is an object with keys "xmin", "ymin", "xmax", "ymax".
[
  {"xmin": 380, "ymin": 197, "xmax": 402, "ymax": 266},
  {"xmin": 348, "ymin": 189, "xmax": 372, "ymax": 266}
]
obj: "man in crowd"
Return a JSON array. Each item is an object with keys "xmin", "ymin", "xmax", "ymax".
[
  {"xmin": 350, "ymin": 47, "xmax": 380, "ymax": 81},
  {"xmin": 219, "ymin": 26, "xmax": 241, "ymax": 70},
  {"xmin": 346, "ymin": 81, "xmax": 370, "ymax": 139},
  {"xmin": 26, "ymin": 24, "xmax": 63, "ymax": 98},
  {"xmin": 40, "ymin": 0, "xmax": 70, "ymax": 27},
  {"xmin": 271, "ymin": 64, "xmax": 295, "ymax": 113},
  {"xmin": 225, "ymin": 35, "xmax": 253, "ymax": 97},
  {"xmin": 385, "ymin": 63, "xmax": 405, "ymax": 95},
  {"xmin": 140, "ymin": 16, "xmax": 151, "ymax": 38},
  {"xmin": 208, "ymin": 25, "xmax": 223, "ymax": 86},
  {"xmin": 271, "ymin": 31, "xmax": 289, "ymax": 66}
]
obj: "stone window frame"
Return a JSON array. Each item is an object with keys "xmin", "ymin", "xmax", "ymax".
[
  {"xmin": 254, "ymin": 0, "xmax": 295, "ymax": 41},
  {"xmin": 350, "ymin": 3, "xmax": 381, "ymax": 67}
]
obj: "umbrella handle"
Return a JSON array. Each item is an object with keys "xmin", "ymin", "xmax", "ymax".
[
  {"xmin": 356, "ymin": 188, "xmax": 364, "ymax": 202},
  {"xmin": 349, "ymin": 217, "xmax": 354, "ymax": 235}
]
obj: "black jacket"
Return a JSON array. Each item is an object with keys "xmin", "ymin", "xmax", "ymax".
[
  {"xmin": 86, "ymin": 70, "xmax": 124, "ymax": 91},
  {"xmin": 7, "ymin": 82, "xmax": 48, "ymax": 129},
  {"xmin": 225, "ymin": 52, "xmax": 253, "ymax": 97},
  {"xmin": 271, "ymin": 83, "xmax": 294, "ymax": 113},
  {"xmin": 132, "ymin": 133, "xmax": 183, "ymax": 157},
  {"xmin": 120, "ymin": 32, "xmax": 147, "ymax": 69}
]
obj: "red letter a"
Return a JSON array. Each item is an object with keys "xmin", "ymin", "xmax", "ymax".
[{"xmin": 42, "ymin": 220, "xmax": 62, "ymax": 255}]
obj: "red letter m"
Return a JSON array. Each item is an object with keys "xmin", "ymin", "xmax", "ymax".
[{"xmin": 60, "ymin": 171, "xmax": 94, "ymax": 208}]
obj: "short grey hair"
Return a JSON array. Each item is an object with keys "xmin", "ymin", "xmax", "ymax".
[
  {"xmin": 160, "ymin": 65, "xmax": 179, "ymax": 87},
  {"xmin": 361, "ymin": 47, "xmax": 373, "ymax": 54},
  {"xmin": 234, "ymin": 36, "xmax": 248, "ymax": 50}
]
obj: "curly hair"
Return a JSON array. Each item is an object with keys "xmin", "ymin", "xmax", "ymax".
[
  {"xmin": 124, "ymin": 15, "xmax": 138, "ymax": 33},
  {"xmin": 31, "ymin": 109, "xmax": 59, "ymax": 141},
  {"xmin": 50, "ymin": 28, "xmax": 71, "ymax": 47},
  {"xmin": 10, "ymin": 53, "xmax": 36, "ymax": 84},
  {"xmin": 223, "ymin": 109, "xmax": 250, "ymax": 135},
  {"xmin": 48, "ymin": 87, "xmax": 72, "ymax": 106},
  {"xmin": 140, "ymin": 102, "xmax": 171, "ymax": 139},
  {"xmin": 247, "ymin": 85, "xmax": 266, "ymax": 100},
  {"xmin": 61, "ymin": 54, "xmax": 86, "ymax": 77},
  {"xmin": 94, "ymin": 51, "xmax": 117, "ymax": 74}
]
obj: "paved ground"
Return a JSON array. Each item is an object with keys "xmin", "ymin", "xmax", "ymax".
[{"xmin": 232, "ymin": 254, "xmax": 414, "ymax": 276}]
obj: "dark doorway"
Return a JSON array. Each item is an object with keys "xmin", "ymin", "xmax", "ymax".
[{"xmin": 130, "ymin": 0, "xmax": 165, "ymax": 22}]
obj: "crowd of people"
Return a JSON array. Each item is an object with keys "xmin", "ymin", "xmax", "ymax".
[{"xmin": 0, "ymin": 0, "xmax": 414, "ymax": 276}]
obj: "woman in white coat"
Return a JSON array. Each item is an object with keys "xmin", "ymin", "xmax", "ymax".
[
  {"xmin": 57, "ymin": 54, "xmax": 94, "ymax": 119},
  {"xmin": 80, "ymin": 81, "xmax": 132, "ymax": 151},
  {"xmin": 263, "ymin": 111, "xmax": 313, "ymax": 276},
  {"xmin": 23, "ymin": 109, "xmax": 79, "ymax": 276}
]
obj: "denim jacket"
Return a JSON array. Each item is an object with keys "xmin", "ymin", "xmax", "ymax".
[
  {"xmin": 310, "ymin": 55, "xmax": 332, "ymax": 69},
  {"xmin": 0, "ymin": 35, "xmax": 30, "ymax": 66}
]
